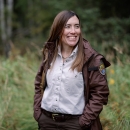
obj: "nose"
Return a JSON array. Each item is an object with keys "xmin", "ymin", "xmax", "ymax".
[{"xmin": 70, "ymin": 27, "xmax": 76, "ymax": 33}]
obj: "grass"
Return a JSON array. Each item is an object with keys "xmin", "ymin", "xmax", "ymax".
[
  {"xmin": 0, "ymin": 54, "xmax": 39, "ymax": 130},
  {"xmin": 101, "ymin": 62, "xmax": 130, "ymax": 130},
  {"xmin": 0, "ymin": 52, "xmax": 130, "ymax": 130}
]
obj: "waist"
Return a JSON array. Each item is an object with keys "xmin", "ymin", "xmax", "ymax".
[{"xmin": 41, "ymin": 109, "xmax": 81, "ymax": 122}]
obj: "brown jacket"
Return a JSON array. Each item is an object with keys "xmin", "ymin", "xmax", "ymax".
[{"xmin": 33, "ymin": 39, "xmax": 110, "ymax": 130}]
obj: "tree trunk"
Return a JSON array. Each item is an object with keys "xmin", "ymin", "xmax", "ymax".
[
  {"xmin": 7, "ymin": 0, "xmax": 13, "ymax": 38},
  {"xmin": 0, "ymin": 0, "xmax": 6, "ymax": 41},
  {"xmin": 0, "ymin": 0, "xmax": 8, "ymax": 57},
  {"xmin": 0, "ymin": 0, "xmax": 13, "ymax": 57}
]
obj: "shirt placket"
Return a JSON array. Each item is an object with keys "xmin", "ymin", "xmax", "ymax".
[{"xmin": 52, "ymin": 59, "xmax": 63, "ymax": 112}]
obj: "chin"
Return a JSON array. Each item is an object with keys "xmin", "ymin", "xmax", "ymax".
[
  {"xmin": 67, "ymin": 41, "xmax": 78, "ymax": 46},
  {"xmin": 70, "ymin": 42, "xmax": 78, "ymax": 46}
]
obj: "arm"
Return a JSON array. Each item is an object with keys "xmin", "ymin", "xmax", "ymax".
[
  {"xmin": 33, "ymin": 60, "xmax": 44, "ymax": 121},
  {"xmin": 79, "ymin": 59, "xmax": 109, "ymax": 128}
]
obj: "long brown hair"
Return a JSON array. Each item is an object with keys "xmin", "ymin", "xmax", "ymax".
[{"xmin": 45, "ymin": 10, "xmax": 84, "ymax": 72}]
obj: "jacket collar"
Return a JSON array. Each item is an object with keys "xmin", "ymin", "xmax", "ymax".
[
  {"xmin": 83, "ymin": 39, "xmax": 111, "ymax": 68},
  {"xmin": 83, "ymin": 39, "xmax": 95, "ymax": 64}
]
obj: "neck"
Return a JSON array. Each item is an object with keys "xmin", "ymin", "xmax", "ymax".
[{"xmin": 61, "ymin": 44, "xmax": 74, "ymax": 59}]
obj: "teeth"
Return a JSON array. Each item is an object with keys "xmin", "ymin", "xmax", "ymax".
[
  {"xmin": 69, "ymin": 36, "xmax": 75, "ymax": 38},
  {"xmin": 68, "ymin": 36, "xmax": 76, "ymax": 40}
]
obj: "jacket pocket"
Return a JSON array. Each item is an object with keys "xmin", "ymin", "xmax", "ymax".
[{"xmin": 34, "ymin": 108, "xmax": 42, "ymax": 122}]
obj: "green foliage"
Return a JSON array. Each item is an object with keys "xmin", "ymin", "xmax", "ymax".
[
  {"xmin": 1, "ymin": 1, "xmax": 129, "ymax": 57},
  {"xmin": 0, "ymin": 47, "xmax": 130, "ymax": 129},
  {"xmin": 11, "ymin": 1, "xmax": 130, "ymax": 43},
  {"xmin": 101, "ymin": 63, "xmax": 130, "ymax": 130},
  {"xmin": 93, "ymin": 18, "xmax": 130, "ymax": 42},
  {"xmin": 0, "ymin": 55, "xmax": 39, "ymax": 130},
  {"xmin": 98, "ymin": 0, "xmax": 130, "ymax": 18}
]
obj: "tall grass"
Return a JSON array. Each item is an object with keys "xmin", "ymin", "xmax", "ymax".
[
  {"xmin": 0, "ymin": 54, "xmax": 39, "ymax": 130},
  {"xmin": 0, "ymin": 51, "xmax": 130, "ymax": 130},
  {"xmin": 101, "ymin": 62, "xmax": 130, "ymax": 130}
]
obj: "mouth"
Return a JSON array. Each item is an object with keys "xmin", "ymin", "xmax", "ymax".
[{"xmin": 67, "ymin": 36, "xmax": 77, "ymax": 40}]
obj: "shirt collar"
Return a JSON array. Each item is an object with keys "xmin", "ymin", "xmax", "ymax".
[{"xmin": 58, "ymin": 45, "xmax": 78, "ymax": 58}]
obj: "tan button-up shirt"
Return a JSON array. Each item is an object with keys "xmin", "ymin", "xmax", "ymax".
[{"xmin": 41, "ymin": 46, "xmax": 85, "ymax": 115}]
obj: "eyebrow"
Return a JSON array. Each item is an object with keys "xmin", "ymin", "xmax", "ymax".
[{"xmin": 66, "ymin": 24, "xmax": 80, "ymax": 25}]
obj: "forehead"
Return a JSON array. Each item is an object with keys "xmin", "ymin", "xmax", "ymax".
[{"xmin": 66, "ymin": 16, "xmax": 79, "ymax": 24}]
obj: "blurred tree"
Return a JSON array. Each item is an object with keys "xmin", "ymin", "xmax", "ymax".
[
  {"xmin": 0, "ymin": 0, "xmax": 7, "ymax": 55},
  {"xmin": 99, "ymin": 0, "xmax": 130, "ymax": 18},
  {"xmin": 0, "ymin": 0, "xmax": 13, "ymax": 57},
  {"xmin": 11, "ymin": 0, "xmax": 130, "ymax": 42},
  {"xmin": 1, "ymin": 0, "xmax": 130, "ymax": 56},
  {"xmin": 7, "ymin": 0, "xmax": 13, "ymax": 39}
]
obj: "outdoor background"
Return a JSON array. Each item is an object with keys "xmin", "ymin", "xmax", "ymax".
[{"xmin": 0, "ymin": 0, "xmax": 130, "ymax": 130}]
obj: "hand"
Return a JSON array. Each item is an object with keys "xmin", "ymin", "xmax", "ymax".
[{"xmin": 81, "ymin": 125, "xmax": 91, "ymax": 130}]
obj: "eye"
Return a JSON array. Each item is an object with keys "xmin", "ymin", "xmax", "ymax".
[
  {"xmin": 75, "ymin": 25, "xmax": 80, "ymax": 28},
  {"xmin": 65, "ymin": 25, "xmax": 70, "ymax": 28}
]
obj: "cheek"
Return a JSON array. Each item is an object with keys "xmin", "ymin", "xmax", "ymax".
[
  {"xmin": 61, "ymin": 31, "xmax": 67, "ymax": 40},
  {"xmin": 61, "ymin": 35, "xmax": 66, "ymax": 43},
  {"xmin": 77, "ymin": 29, "xmax": 81, "ymax": 35},
  {"xmin": 62, "ymin": 30, "xmax": 68, "ymax": 36}
]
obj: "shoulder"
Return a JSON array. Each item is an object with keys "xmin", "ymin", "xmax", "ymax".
[
  {"xmin": 83, "ymin": 38, "xmax": 110, "ymax": 68},
  {"xmin": 88, "ymin": 53, "xmax": 111, "ymax": 76},
  {"xmin": 83, "ymin": 38, "xmax": 97, "ymax": 54}
]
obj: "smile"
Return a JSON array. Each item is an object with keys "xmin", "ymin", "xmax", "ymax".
[{"xmin": 67, "ymin": 36, "xmax": 77, "ymax": 40}]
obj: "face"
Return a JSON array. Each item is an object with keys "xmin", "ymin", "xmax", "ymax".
[{"xmin": 61, "ymin": 16, "xmax": 81, "ymax": 47}]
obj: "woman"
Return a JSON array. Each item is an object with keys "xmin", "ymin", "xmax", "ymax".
[{"xmin": 33, "ymin": 10, "xmax": 110, "ymax": 130}]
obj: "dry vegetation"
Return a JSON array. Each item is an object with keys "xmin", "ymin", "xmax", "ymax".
[{"xmin": 0, "ymin": 44, "xmax": 130, "ymax": 130}]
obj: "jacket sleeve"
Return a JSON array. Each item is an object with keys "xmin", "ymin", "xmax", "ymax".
[
  {"xmin": 33, "ymin": 60, "xmax": 44, "ymax": 121},
  {"xmin": 79, "ymin": 57, "xmax": 110, "ymax": 128}
]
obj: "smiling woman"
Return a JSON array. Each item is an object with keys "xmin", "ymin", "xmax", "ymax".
[
  {"xmin": 62, "ymin": 16, "xmax": 81, "ymax": 46},
  {"xmin": 61, "ymin": 16, "xmax": 81, "ymax": 61},
  {"xmin": 33, "ymin": 10, "xmax": 111, "ymax": 130}
]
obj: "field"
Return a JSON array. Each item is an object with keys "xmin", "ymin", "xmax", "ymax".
[{"xmin": 0, "ymin": 51, "xmax": 130, "ymax": 130}]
